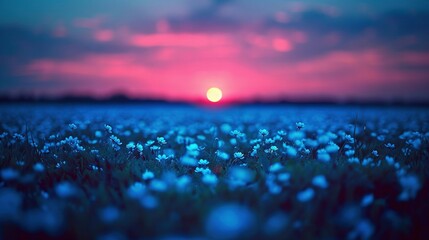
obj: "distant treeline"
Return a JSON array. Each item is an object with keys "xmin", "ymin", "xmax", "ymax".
[{"xmin": 1, "ymin": 94, "xmax": 428, "ymax": 107}]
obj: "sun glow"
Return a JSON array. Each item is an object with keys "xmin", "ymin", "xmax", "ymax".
[{"xmin": 206, "ymin": 87, "xmax": 223, "ymax": 103}]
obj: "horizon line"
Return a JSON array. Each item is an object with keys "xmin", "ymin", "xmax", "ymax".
[{"xmin": 1, "ymin": 93, "xmax": 429, "ymax": 107}]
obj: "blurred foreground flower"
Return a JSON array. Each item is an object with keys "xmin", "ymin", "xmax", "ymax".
[
  {"xmin": 398, "ymin": 174, "xmax": 421, "ymax": 201},
  {"xmin": 205, "ymin": 204, "xmax": 255, "ymax": 239}
]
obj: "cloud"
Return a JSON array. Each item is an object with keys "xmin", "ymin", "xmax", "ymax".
[
  {"xmin": 93, "ymin": 29, "xmax": 114, "ymax": 42},
  {"xmin": 129, "ymin": 33, "xmax": 232, "ymax": 48},
  {"xmin": 1, "ymin": 6, "xmax": 429, "ymax": 101}
]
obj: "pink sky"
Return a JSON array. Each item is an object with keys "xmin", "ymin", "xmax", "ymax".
[{"xmin": 1, "ymin": 1, "xmax": 429, "ymax": 102}]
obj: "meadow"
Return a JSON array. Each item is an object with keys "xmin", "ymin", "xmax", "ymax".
[{"xmin": 0, "ymin": 104, "xmax": 428, "ymax": 240}]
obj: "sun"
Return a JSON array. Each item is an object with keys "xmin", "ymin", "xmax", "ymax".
[{"xmin": 206, "ymin": 87, "xmax": 223, "ymax": 103}]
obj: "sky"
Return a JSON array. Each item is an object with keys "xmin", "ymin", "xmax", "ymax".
[{"xmin": 0, "ymin": 0, "xmax": 428, "ymax": 102}]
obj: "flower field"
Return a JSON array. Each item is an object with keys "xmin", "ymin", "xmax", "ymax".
[{"xmin": 0, "ymin": 104, "xmax": 428, "ymax": 240}]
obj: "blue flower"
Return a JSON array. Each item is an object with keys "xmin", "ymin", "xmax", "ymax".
[
  {"xmin": 142, "ymin": 170, "xmax": 155, "ymax": 180},
  {"xmin": 205, "ymin": 204, "xmax": 255, "ymax": 239},
  {"xmin": 233, "ymin": 152, "xmax": 244, "ymax": 159},
  {"xmin": 297, "ymin": 188, "xmax": 315, "ymax": 202},
  {"xmin": 312, "ymin": 175, "xmax": 329, "ymax": 188}
]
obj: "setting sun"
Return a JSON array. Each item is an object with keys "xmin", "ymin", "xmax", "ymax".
[{"xmin": 206, "ymin": 87, "xmax": 223, "ymax": 103}]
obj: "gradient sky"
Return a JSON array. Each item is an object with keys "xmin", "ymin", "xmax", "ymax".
[{"xmin": 1, "ymin": 0, "xmax": 429, "ymax": 102}]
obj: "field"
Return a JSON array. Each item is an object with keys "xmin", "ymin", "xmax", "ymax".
[{"xmin": 0, "ymin": 104, "xmax": 428, "ymax": 240}]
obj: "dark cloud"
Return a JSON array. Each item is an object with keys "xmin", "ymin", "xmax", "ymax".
[
  {"xmin": 125, "ymin": 0, "xmax": 239, "ymax": 33},
  {"xmin": 254, "ymin": 9, "xmax": 429, "ymax": 63},
  {"xmin": 0, "ymin": 26, "xmax": 135, "ymax": 61}
]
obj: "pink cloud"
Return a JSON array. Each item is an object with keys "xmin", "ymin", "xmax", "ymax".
[
  {"xmin": 156, "ymin": 19, "xmax": 170, "ymax": 33},
  {"xmin": 24, "ymin": 54, "xmax": 148, "ymax": 81},
  {"xmin": 129, "ymin": 33, "xmax": 232, "ymax": 48},
  {"xmin": 18, "ymin": 44, "xmax": 429, "ymax": 101},
  {"xmin": 93, "ymin": 29, "xmax": 114, "ymax": 42},
  {"xmin": 272, "ymin": 38, "xmax": 293, "ymax": 52}
]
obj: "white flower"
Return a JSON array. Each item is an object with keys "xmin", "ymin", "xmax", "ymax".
[
  {"xmin": 234, "ymin": 152, "xmax": 244, "ymax": 159},
  {"xmin": 69, "ymin": 123, "xmax": 77, "ymax": 130}
]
